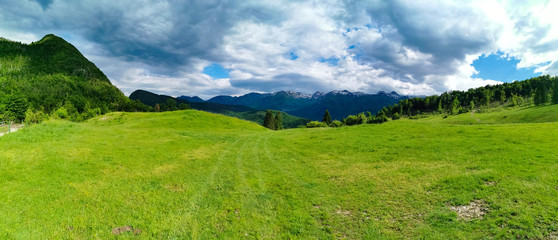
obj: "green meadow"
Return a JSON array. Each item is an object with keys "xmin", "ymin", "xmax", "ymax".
[{"xmin": 0, "ymin": 106, "xmax": 557, "ymax": 239}]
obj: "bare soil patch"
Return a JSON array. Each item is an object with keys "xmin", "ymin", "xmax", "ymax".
[
  {"xmin": 450, "ymin": 200, "xmax": 487, "ymax": 220},
  {"xmin": 112, "ymin": 225, "xmax": 142, "ymax": 235}
]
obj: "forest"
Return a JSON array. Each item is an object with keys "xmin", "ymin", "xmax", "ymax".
[{"xmin": 0, "ymin": 35, "xmax": 151, "ymax": 124}]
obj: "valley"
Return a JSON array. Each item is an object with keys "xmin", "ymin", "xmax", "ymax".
[{"xmin": 0, "ymin": 106, "xmax": 556, "ymax": 239}]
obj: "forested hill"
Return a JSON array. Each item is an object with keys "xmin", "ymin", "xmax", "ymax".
[
  {"xmin": 0, "ymin": 34, "xmax": 138, "ymax": 122},
  {"xmin": 373, "ymin": 75, "xmax": 558, "ymax": 119}
]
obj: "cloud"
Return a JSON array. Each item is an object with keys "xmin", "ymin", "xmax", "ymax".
[
  {"xmin": 32, "ymin": 0, "xmax": 54, "ymax": 10},
  {"xmin": 0, "ymin": 0, "xmax": 556, "ymax": 98}
]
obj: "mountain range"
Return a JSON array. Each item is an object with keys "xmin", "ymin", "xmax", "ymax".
[
  {"xmin": 129, "ymin": 90, "xmax": 310, "ymax": 128},
  {"xmin": 178, "ymin": 90, "xmax": 407, "ymax": 120}
]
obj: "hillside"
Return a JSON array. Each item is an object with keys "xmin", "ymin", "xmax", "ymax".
[
  {"xmin": 130, "ymin": 89, "xmax": 310, "ymax": 128},
  {"xmin": 0, "ymin": 107, "xmax": 556, "ymax": 238},
  {"xmin": 0, "ymin": 34, "xmax": 132, "ymax": 121},
  {"xmin": 199, "ymin": 90, "xmax": 405, "ymax": 120}
]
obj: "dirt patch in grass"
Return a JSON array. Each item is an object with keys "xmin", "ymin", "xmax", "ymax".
[
  {"xmin": 450, "ymin": 200, "xmax": 487, "ymax": 220},
  {"xmin": 485, "ymin": 181, "xmax": 496, "ymax": 186},
  {"xmin": 336, "ymin": 209, "xmax": 352, "ymax": 217},
  {"xmin": 112, "ymin": 226, "xmax": 142, "ymax": 235}
]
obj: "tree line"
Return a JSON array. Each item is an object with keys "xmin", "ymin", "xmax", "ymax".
[
  {"xmin": 376, "ymin": 75, "xmax": 558, "ymax": 120},
  {"xmin": 307, "ymin": 75, "xmax": 558, "ymax": 128}
]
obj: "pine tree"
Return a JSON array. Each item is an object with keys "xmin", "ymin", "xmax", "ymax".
[
  {"xmin": 322, "ymin": 109, "xmax": 332, "ymax": 125},
  {"xmin": 552, "ymin": 78, "xmax": 558, "ymax": 104},
  {"xmin": 263, "ymin": 110, "xmax": 275, "ymax": 130},
  {"xmin": 274, "ymin": 112, "xmax": 283, "ymax": 130}
]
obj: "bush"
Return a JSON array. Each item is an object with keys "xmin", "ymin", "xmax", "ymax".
[
  {"xmin": 343, "ymin": 115, "xmax": 360, "ymax": 126},
  {"xmin": 306, "ymin": 121, "xmax": 327, "ymax": 128},
  {"xmin": 25, "ymin": 108, "xmax": 48, "ymax": 124},
  {"xmin": 330, "ymin": 120, "xmax": 343, "ymax": 127},
  {"xmin": 53, "ymin": 106, "xmax": 69, "ymax": 119},
  {"xmin": 392, "ymin": 112, "xmax": 400, "ymax": 120},
  {"xmin": 369, "ymin": 115, "xmax": 388, "ymax": 124}
]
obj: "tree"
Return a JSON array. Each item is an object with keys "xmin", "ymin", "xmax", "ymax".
[
  {"xmin": 451, "ymin": 97, "xmax": 460, "ymax": 115},
  {"xmin": 437, "ymin": 99, "xmax": 443, "ymax": 114},
  {"xmin": 274, "ymin": 112, "xmax": 283, "ymax": 130},
  {"xmin": 5, "ymin": 93, "xmax": 29, "ymax": 121},
  {"xmin": 482, "ymin": 89, "xmax": 492, "ymax": 106},
  {"xmin": 322, "ymin": 109, "xmax": 332, "ymax": 125},
  {"xmin": 154, "ymin": 103, "xmax": 161, "ymax": 112},
  {"xmin": 179, "ymin": 103, "xmax": 190, "ymax": 110},
  {"xmin": 263, "ymin": 110, "xmax": 275, "ymax": 130},
  {"xmin": 498, "ymin": 89, "xmax": 506, "ymax": 103},
  {"xmin": 534, "ymin": 80, "xmax": 549, "ymax": 106},
  {"xmin": 552, "ymin": 78, "xmax": 558, "ymax": 104}
]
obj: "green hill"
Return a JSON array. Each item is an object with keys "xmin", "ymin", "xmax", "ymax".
[
  {"xmin": 130, "ymin": 89, "xmax": 310, "ymax": 128},
  {"xmin": 0, "ymin": 107, "xmax": 556, "ymax": 239},
  {"xmin": 0, "ymin": 34, "xmax": 132, "ymax": 122},
  {"xmin": 436, "ymin": 104, "xmax": 558, "ymax": 125}
]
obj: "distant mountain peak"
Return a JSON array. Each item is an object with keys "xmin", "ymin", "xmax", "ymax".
[
  {"xmin": 177, "ymin": 95, "xmax": 205, "ymax": 103},
  {"xmin": 274, "ymin": 90, "xmax": 312, "ymax": 99},
  {"xmin": 312, "ymin": 91, "xmax": 325, "ymax": 99}
]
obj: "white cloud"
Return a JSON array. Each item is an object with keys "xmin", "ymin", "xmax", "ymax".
[{"xmin": 0, "ymin": 0, "xmax": 557, "ymax": 98}]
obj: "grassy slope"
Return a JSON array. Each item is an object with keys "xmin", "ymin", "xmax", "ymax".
[{"xmin": 0, "ymin": 107, "xmax": 557, "ymax": 239}]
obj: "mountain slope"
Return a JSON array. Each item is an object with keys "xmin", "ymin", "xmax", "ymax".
[
  {"xmin": 130, "ymin": 89, "xmax": 310, "ymax": 128},
  {"xmin": 204, "ymin": 90, "xmax": 405, "ymax": 120},
  {"xmin": 177, "ymin": 95, "xmax": 205, "ymax": 103},
  {"xmin": 0, "ymin": 34, "xmax": 130, "ymax": 120}
]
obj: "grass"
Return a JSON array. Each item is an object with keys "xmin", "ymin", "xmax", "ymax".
[{"xmin": 0, "ymin": 108, "xmax": 557, "ymax": 239}]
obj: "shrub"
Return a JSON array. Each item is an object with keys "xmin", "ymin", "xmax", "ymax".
[
  {"xmin": 53, "ymin": 106, "xmax": 69, "ymax": 119},
  {"xmin": 369, "ymin": 115, "xmax": 388, "ymax": 124},
  {"xmin": 392, "ymin": 112, "xmax": 400, "ymax": 120},
  {"xmin": 343, "ymin": 115, "xmax": 360, "ymax": 126},
  {"xmin": 25, "ymin": 108, "xmax": 47, "ymax": 124},
  {"xmin": 306, "ymin": 121, "xmax": 327, "ymax": 128},
  {"xmin": 330, "ymin": 120, "xmax": 343, "ymax": 127}
]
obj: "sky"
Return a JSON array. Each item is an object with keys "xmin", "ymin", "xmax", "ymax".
[{"xmin": 1, "ymin": 0, "xmax": 558, "ymax": 99}]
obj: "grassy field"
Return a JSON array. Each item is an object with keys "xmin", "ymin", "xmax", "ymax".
[{"xmin": 0, "ymin": 107, "xmax": 557, "ymax": 239}]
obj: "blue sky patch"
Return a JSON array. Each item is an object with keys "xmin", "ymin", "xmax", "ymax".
[
  {"xmin": 472, "ymin": 53, "xmax": 541, "ymax": 82},
  {"xmin": 320, "ymin": 57, "xmax": 339, "ymax": 66},
  {"xmin": 203, "ymin": 63, "xmax": 230, "ymax": 79},
  {"xmin": 290, "ymin": 52, "xmax": 298, "ymax": 60}
]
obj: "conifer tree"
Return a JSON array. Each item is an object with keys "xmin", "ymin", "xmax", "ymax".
[
  {"xmin": 274, "ymin": 112, "xmax": 283, "ymax": 130},
  {"xmin": 322, "ymin": 109, "xmax": 332, "ymax": 125},
  {"xmin": 552, "ymin": 78, "xmax": 558, "ymax": 104},
  {"xmin": 263, "ymin": 110, "xmax": 275, "ymax": 130},
  {"xmin": 534, "ymin": 80, "xmax": 549, "ymax": 106}
]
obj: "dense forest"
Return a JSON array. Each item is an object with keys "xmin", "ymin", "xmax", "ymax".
[{"xmin": 0, "ymin": 34, "xmax": 150, "ymax": 123}]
